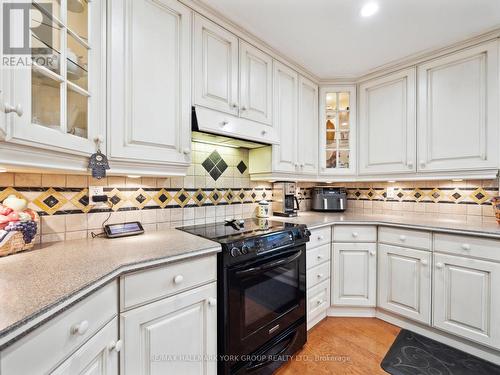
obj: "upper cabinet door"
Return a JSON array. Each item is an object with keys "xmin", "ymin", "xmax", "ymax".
[
  {"xmin": 359, "ymin": 68, "xmax": 416, "ymax": 175},
  {"xmin": 417, "ymin": 41, "xmax": 499, "ymax": 172},
  {"xmin": 272, "ymin": 61, "xmax": 298, "ymax": 173},
  {"xmin": 6, "ymin": 0, "xmax": 106, "ymax": 155},
  {"xmin": 297, "ymin": 75, "xmax": 318, "ymax": 174},
  {"xmin": 193, "ymin": 15, "xmax": 239, "ymax": 116},
  {"xmin": 319, "ymin": 86, "xmax": 356, "ymax": 175},
  {"xmin": 108, "ymin": 0, "xmax": 192, "ymax": 166},
  {"xmin": 239, "ymin": 41, "xmax": 273, "ymax": 125}
]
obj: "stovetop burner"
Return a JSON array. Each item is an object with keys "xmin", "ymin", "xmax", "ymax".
[{"xmin": 179, "ymin": 218, "xmax": 302, "ymax": 243}]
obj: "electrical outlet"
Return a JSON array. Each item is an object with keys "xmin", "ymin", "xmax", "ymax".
[
  {"xmin": 386, "ymin": 187, "xmax": 395, "ymax": 199},
  {"xmin": 89, "ymin": 186, "xmax": 106, "ymax": 205}
]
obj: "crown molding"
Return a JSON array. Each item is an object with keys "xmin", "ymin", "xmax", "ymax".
[{"xmin": 178, "ymin": 0, "xmax": 321, "ymax": 83}]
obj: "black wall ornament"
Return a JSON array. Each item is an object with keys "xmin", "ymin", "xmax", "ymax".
[{"xmin": 88, "ymin": 136, "xmax": 110, "ymax": 179}]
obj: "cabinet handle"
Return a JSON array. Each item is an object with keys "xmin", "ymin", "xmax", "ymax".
[
  {"xmin": 369, "ymin": 250, "xmax": 376, "ymax": 256},
  {"xmin": 208, "ymin": 298, "xmax": 217, "ymax": 307},
  {"xmin": 352, "ymin": 232, "xmax": 359, "ymax": 238},
  {"xmin": 108, "ymin": 340, "xmax": 123, "ymax": 353},
  {"xmin": 461, "ymin": 243, "xmax": 471, "ymax": 251},
  {"xmin": 261, "ymin": 130, "xmax": 267, "ymax": 136},
  {"xmin": 317, "ymin": 254, "xmax": 323, "ymax": 260},
  {"xmin": 421, "ymin": 259, "xmax": 428, "ymax": 266},
  {"xmin": 71, "ymin": 320, "xmax": 89, "ymax": 336},
  {"xmin": 407, "ymin": 161, "xmax": 413, "ymax": 169},
  {"xmin": 173, "ymin": 274, "xmax": 184, "ymax": 284},
  {"xmin": 220, "ymin": 120, "xmax": 229, "ymax": 127},
  {"xmin": 399, "ymin": 235, "xmax": 407, "ymax": 241},
  {"xmin": 300, "ymin": 163, "xmax": 304, "ymax": 168},
  {"xmin": 241, "ymin": 106, "xmax": 247, "ymax": 111},
  {"xmin": 182, "ymin": 148, "xmax": 190, "ymax": 155},
  {"xmin": 294, "ymin": 162, "xmax": 299, "ymax": 168},
  {"xmin": 232, "ymin": 103, "xmax": 238, "ymax": 109},
  {"xmin": 316, "ymin": 299, "xmax": 324, "ymax": 305},
  {"xmin": 317, "ymin": 273, "xmax": 323, "ymax": 278},
  {"xmin": 318, "ymin": 235, "xmax": 324, "ymax": 240},
  {"xmin": 436, "ymin": 262, "xmax": 444, "ymax": 269},
  {"xmin": 419, "ymin": 160, "xmax": 426, "ymax": 168},
  {"xmin": 3, "ymin": 103, "xmax": 23, "ymax": 117}
]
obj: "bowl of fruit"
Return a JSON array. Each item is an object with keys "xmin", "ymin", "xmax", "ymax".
[{"xmin": 0, "ymin": 195, "xmax": 39, "ymax": 257}]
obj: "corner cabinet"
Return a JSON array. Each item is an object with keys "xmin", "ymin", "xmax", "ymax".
[
  {"xmin": 0, "ymin": 0, "xmax": 106, "ymax": 169},
  {"xmin": 417, "ymin": 41, "xmax": 499, "ymax": 173},
  {"xmin": 107, "ymin": 0, "xmax": 192, "ymax": 176},
  {"xmin": 319, "ymin": 86, "xmax": 356, "ymax": 176},
  {"xmin": 358, "ymin": 68, "xmax": 416, "ymax": 175}
]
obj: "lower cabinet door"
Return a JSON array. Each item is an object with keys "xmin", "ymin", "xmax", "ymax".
[
  {"xmin": 121, "ymin": 282, "xmax": 217, "ymax": 375},
  {"xmin": 378, "ymin": 244, "xmax": 431, "ymax": 324},
  {"xmin": 332, "ymin": 243, "xmax": 377, "ymax": 307},
  {"xmin": 433, "ymin": 253, "xmax": 500, "ymax": 349},
  {"xmin": 51, "ymin": 318, "xmax": 119, "ymax": 375}
]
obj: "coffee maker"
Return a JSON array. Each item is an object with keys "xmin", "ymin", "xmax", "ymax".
[{"xmin": 272, "ymin": 182, "xmax": 299, "ymax": 217}]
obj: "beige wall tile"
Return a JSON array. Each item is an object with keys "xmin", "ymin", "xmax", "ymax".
[
  {"xmin": 88, "ymin": 176, "xmax": 108, "ymax": 186},
  {"xmin": 482, "ymin": 205, "xmax": 494, "ymax": 217},
  {"xmin": 108, "ymin": 176, "xmax": 126, "ymax": 187},
  {"xmin": 141, "ymin": 209, "xmax": 157, "ymax": 224},
  {"xmin": 41, "ymin": 233, "xmax": 65, "ymax": 243},
  {"xmin": 65, "ymin": 214, "xmax": 88, "ymax": 232},
  {"xmin": 0, "ymin": 172, "xmax": 14, "ymax": 186},
  {"xmin": 15, "ymin": 173, "xmax": 41, "ymax": 187},
  {"xmin": 156, "ymin": 178, "xmax": 171, "ymax": 188},
  {"xmin": 41, "ymin": 174, "xmax": 66, "ymax": 187},
  {"xmin": 66, "ymin": 175, "xmax": 88, "ymax": 188},
  {"xmin": 65, "ymin": 231, "xmax": 88, "ymax": 241},
  {"xmin": 466, "ymin": 204, "xmax": 482, "ymax": 216},
  {"xmin": 141, "ymin": 177, "xmax": 156, "ymax": 188},
  {"xmin": 125, "ymin": 177, "xmax": 141, "ymax": 187},
  {"xmin": 41, "ymin": 215, "xmax": 66, "ymax": 234}
]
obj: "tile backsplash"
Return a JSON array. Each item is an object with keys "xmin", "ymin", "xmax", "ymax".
[{"xmin": 0, "ymin": 142, "xmax": 272, "ymax": 244}]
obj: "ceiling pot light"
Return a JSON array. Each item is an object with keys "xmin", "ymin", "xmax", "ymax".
[
  {"xmin": 360, "ymin": 2, "xmax": 379, "ymax": 17},
  {"xmin": 127, "ymin": 175, "xmax": 141, "ymax": 179},
  {"xmin": 452, "ymin": 178, "xmax": 463, "ymax": 182},
  {"xmin": 0, "ymin": 167, "xmax": 6, "ymax": 173}
]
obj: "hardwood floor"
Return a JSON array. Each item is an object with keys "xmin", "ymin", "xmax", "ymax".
[{"xmin": 275, "ymin": 318, "xmax": 400, "ymax": 375}]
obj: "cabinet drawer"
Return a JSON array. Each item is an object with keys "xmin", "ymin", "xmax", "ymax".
[
  {"xmin": 434, "ymin": 234, "xmax": 500, "ymax": 262},
  {"xmin": 307, "ymin": 243, "xmax": 330, "ymax": 269},
  {"xmin": 379, "ymin": 227, "xmax": 431, "ymax": 250},
  {"xmin": 1, "ymin": 282, "xmax": 118, "ymax": 375},
  {"xmin": 333, "ymin": 225, "xmax": 377, "ymax": 242},
  {"xmin": 307, "ymin": 262, "xmax": 330, "ymax": 289},
  {"xmin": 307, "ymin": 226, "xmax": 331, "ymax": 249},
  {"xmin": 121, "ymin": 254, "xmax": 217, "ymax": 310},
  {"xmin": 307, "ymin": 279, "xmax": 330, "ymax": 322}
]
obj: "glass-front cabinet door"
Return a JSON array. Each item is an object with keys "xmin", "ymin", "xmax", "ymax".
[
  {"xmin": 5, "ymin": 0, "xmax": 105, "ymax": 155},
  {"xmin": 319, "ymin": 85, "xmax": 356, "ymax": 175}
]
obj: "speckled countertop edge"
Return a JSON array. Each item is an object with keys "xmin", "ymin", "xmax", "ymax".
[{"xmin": 0, "ymin": 230, "xmax": 220, "ymax": 348}]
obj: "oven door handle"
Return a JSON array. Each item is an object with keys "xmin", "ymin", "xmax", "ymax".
[{"xmin": 234, "ymin": 250, "xmax": 302, "ymax": 277}]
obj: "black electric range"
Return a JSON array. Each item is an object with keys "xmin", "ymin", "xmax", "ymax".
[{"xmin": 179, "ymin": 218, "xmax": 310, "ymax": 375}]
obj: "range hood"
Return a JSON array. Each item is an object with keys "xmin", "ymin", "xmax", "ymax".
[{"xmin": 191, "ymin": 106, "xmax": 278, "ymax": 149}]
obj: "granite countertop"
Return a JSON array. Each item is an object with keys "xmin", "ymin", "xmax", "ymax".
[
  {"xmin": 0, "ymin": 229, "xmax": 219, "ymax": 346},
  {"xmin": 273, "ymin": 211, "xmax": 500, "ymax": 238}
]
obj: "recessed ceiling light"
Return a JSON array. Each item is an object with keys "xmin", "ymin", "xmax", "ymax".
[
  {"xmin": 360, "ymin": 2, "xmax": 379, "ymax": 17},
  {"xmin": 127, "ymin": 175, "xmax": 141, "ymax": 179},
  {"xmin": 388, "ymin": 180, "xmax": 396, "ymax": 183},
  {"xmin": 452, "ymin": 178, "xmax": 463, "ymax": 182},
  {"xmin": 0, "ymin": 167, "xmax": 6, "ymax": 173}
]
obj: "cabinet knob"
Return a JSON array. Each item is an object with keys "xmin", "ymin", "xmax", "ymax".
[
  {"xmin": 108, "ymin": 340, "xmax": 123, "ymax": 353},
  {"xmin": 241, "ymin": 106, "xmax": 247, "ymax": 111},
  {"xmin": 294, "ymin": 162, "xmax": 299, "ymax": 167},
  {"xmin": 461, "ymin": 243, "xmax": 471, "ymax": 251},
  {"xmin": 421, "ymin": 259, "xmax": 428, "ymax": 266},
  {"xmin": 208, "ymin": 298, "xmax": 217, "ymax": 307},
  {"xmin": 399, "ymin": 235, "xmax": 407, "ymax": 241},
  {"xmin": 318, "ymin": 235, "xmax": 324, "ymax": 240},
  {"xmin": 183, "ymin": 148, "xmax": 191, "ymax": 155},
  {"xmin": 317, "ymin": 273, "xmax": 323, "ymax": 278},
  {"xmin": 317, "ymin": 254, "xmax": 323, "ymax": 260},
  {"xmin": 407, "ymin": 161, "xmax": 413, "ymax": 169},
  {"xmin": 173, "ymin": 274, "xmax": 184, "ymax": 284},
  {"xmin": 419, "ymin": 160, "xmax": 426, "ymax": 168},
  {"xmin": 300, "ymin": 163, "xmax": 304, "ymax": 168},
  {"xmin": 436, "ymin": 262, "xmax": 444, "ymax": 269},
  {"xmin": 261, "ymin": 130, "xmax": 267, "ymax": 136},
  {"xmin": 221, "ymin": 120, "xmax": 229, "ymax": 127},
  {"xmin": 352, "ymin": 232, "xmax": 359, "ymax": 238},
  {"xmin": 316, "ymin": 299, "xmax": 324, "ymax": 305},
  {"xmin": 369, "ymin": 250, "xmax": 376, "ymax": 256},
  {"xmin": 232, "ymin": 103, "xmax": 238, "ymax": 109},
  {"xmin": 4, "ymin": 103, "xmax": 23, "ymax": 117},
  {"xmin": 71, "ymin": 320, "xmax": 89, "ymax": 336}
]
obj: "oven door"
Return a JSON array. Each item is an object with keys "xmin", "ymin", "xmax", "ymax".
[{"xmin": 227, "ymin": 245, "xmax": 306, "ymax": 356}]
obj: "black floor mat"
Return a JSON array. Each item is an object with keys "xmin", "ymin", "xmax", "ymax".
[{"xmin": 381, "ymin": 329, "xmax": 500, "ymax": 375}]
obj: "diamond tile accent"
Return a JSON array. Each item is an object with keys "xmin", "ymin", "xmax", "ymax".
[
  {"xmin": 428, "ymin": 188, "xmax": 442, "ymax": 203},
  {"xmin": 224, "ymin": 189, "xmax": 234, "ymax": 204},
  {"xmin": 237, "ymin": 161, "xmax": 247, "ymax": 174},
  {"xmin": 412, "ymin": 188, "xmax": 426, "ymax": 202},
  {"xmin": 70, "ymin": 189, "xmax": 93, "ymax": 213},
  {"xmin": 106, "ymin": 188, "xmax": 128, "ymax": 211},
  {"xmin": 201, "ymin": 158, "xmax": 215, "ymax": 173},
  {"xmin": 470, "ymin": 188, "xmax": 490, "ymax": 204},
  {"xmin": 174, "ymin": 189, "xmax": 191, "ymax": 208},
  {"xmin": 209, "ymin": 189, "xmax": 222, "ymax": 205},
  {"xmin": 208, "ymin": 150, "xmax": 222, "ymax": 164},
  {"xmin": 367, "ymin": 188, "xmax": 376, "ymax": 200},
  {"xmin": 209, "ymin": 167, "xmax": 223, "ymax": 181},
  {"xmin": 234, "ymin": 189, "xmax": 246, "ymax": 203},
  {"xmin": 33, "ymin": 188, "xmax": 68, "ymax": 215},
  {"xmin": 129, "ymin": 188, "xmax": 151, "ymax": 209},
  {"xmin": 202, "ymin": 150, "xmax": 228, "ymax": 181},
  {"xmin": 192, "ymin": 189, "xmax": 207, "ymax": 206},
  {"xmin": 153, "ymin": 189, "xmax": 172, "ymax": 208}
]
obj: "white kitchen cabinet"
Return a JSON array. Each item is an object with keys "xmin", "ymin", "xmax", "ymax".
[
  {"xmin": 239, "ymin": 41, "xmax": 273, "ymax": 125},
  {"xmin": 319, "ymin": 86, "xmax": 356, "ymax": 176},
  {"xmin": 271, "ymin": 61, "xmax": 299, "ymax": 173},
  {"xmin": 297, "ymin": 76, "xmax": 319, "ymax": 175},
  {"xmin": 193, "ymin": 14, "xmax": 239, "ymax": 116},
  {"xmin": 51, "ymin": 318, "xmax": 119, "ymax": 375},
  {"xmin": 359, "ymin": 68, "xmax": 416, "ymax": 175},
  {"xmin": 121, "ymin": 282, "xmax": 217, "ymax": 375},
  {"xmin": 107, "ymin": 0, "xmax": 192, "ymax": 175},
  {"xmin": 417, "ymin": 41, "xmax": 499, "ymax": 172},
  {"xmin": 378, "ymin": 244, "xmax": 431, "ymax": 324},
  {"xmin": 332, "ymin": 242, "xmax": 377, "ymax": 307},
  {"xmin": 0, "ymin": 0, "xmax": 106, "ymax": 167},
  {"xmin": 433, "ymin": 252, "xmax": 500, "ymax": 349}
]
